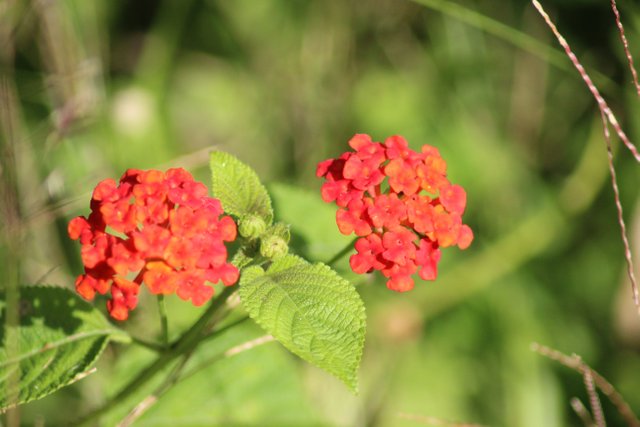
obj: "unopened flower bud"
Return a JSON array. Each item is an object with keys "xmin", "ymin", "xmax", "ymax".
[
  {"xmin": 260, "ymin": 235, "xmax": 288, "ymax": 259},
  {"xmin": 238, "ymin": 214, "xmax": 267, "ymax": 239},
  {"xmin": 259, "ymin": 223, "xmax": 290, "ymax": 260}
]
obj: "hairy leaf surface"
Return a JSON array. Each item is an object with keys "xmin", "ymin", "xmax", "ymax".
[
  {"xmin": 0, "ymin": 286, "xmax": 129, "ymax": 409},
  {"xmin": 239, "ymin": 255, "xmax": 366, "ymax": 392},
  {"xmin": 210, "ymin": 151, "xmax": 273, "ymax": 224}
]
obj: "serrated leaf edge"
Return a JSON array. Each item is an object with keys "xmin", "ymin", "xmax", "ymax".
[
  {"xmin": 209, "ymin": 151, "xmax": 274, "ymax": 223},
  {"xmin": 239, "ymin": 256, "xmax": 366, "ymax": 392},
  {"xmin": 0, "ymin": 329, "xmax": 129, "ymax": 368}
]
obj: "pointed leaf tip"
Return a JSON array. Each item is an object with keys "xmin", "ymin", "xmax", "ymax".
[
  {"xmin": 209, "ymin": 151, "xmax": 274, "ymax": 224},
  {"xmin": 238, "ymin": 255, "xmax": 366, "ymax": 392}
]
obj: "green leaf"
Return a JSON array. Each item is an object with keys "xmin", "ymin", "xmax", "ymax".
[
  {"xmin": 210, "ymin": 151, "xmax": 273, "ymax": 224},
  {"xmin": 239, "ymin": 255, "xmax": 366, "ymax": 392},
  {"xmin": 0, "ymin": 286, "xmax": 130, "ymax": 409}
]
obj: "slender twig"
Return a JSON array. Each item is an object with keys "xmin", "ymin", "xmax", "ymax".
[
  {"xmin": 610, "ymin": 0, "xmax": 640, "ymax": 97},
  {"xmin": 117, "ymin": 335, "xmax": 274, "ymax": 426},
  {"xmin": 118, "ymin": 314, "xmax": 255, "ymax": 427},
  {"xmin": 116, "ymin": 394, "xmax": 157, "ymax": 427},
  {"xmin": 532, "ymin": 343, "xmax": 640, "ymax": 427},
  {"xmin": 223, "ymin": 334, "xmax": 274, "ymax": 357},
  {"xmin": 34, "ymin": 265, "xmax": 59, "ymax": 284},
  {"xmin": 571, "ymin": 397, "xmax": 595, "ymax": 427},
  {"xmin": 117, "ymin": 353, "xmax": 193, "ymax": 427},
  {"xmin": 75, "ymin": 286, "xmax": 237, "ymax": 426},
  {"xmin": 532, "ymin": 0, "xmax": 640, "ymax": 312},
  {"xmin": 600, "ymin": 109, "xmax": 639, "ymax": 312},
  {"xmin": 157, "ymin": 295, "xmax": 169, "ymax": 346},
  {"xmin": 201, "ymin": 315, "xmax": 250, "ymax": 343},
  {"xmin": 581, "ymin": 363, "xmax": 606, "ymax": 427},
  {"xmin": 531, "ymin": 0, "xmax": 640, "ymax": 163},
  {"xmin": 325, "ymin": 237, "xmax": 358, "ymax": 267},
  {"xmin": 180, "ymin": 335, "xmax": 275, "ymax": 382},
  {"xmin": 130, "ymin": 336, "xmax": 165, "ymax": 353}
]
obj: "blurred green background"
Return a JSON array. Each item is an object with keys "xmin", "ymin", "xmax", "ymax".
[{"xmin": 2, "ymin": 0, "xmax": 640, "ymax": 425}]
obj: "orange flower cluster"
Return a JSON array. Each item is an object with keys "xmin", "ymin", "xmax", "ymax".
[
  {"xmin": 317, "ymin": 134, "xmax": 473, "ymax": 291},
  {"xmin": 68, "ymin": 168, "xmax": 238, "ymax": 320}
]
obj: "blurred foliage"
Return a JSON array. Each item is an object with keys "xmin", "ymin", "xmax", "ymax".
[{"xmin": 2, "ymin": 0, "xmax": 640, "ymax": 425}]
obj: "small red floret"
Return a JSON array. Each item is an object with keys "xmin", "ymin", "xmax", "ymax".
[
  {"xmin": 68, "ymin": 168, "xmax": 239, "ymax": 320},
  {"xmin": 317, "ymin": 134, "xmax": 473, "ymax": 291}
]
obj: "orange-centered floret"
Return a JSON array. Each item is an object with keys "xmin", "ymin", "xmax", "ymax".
[
  {"xmin": 68, "ymin": 168, "xmax": 238, "ymax": 320},
  {"xmin": 317, "ymin": 134, "xmax": 473, "ymax": 292}
]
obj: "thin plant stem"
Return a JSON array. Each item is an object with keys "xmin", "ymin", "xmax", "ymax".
[
  {"xmin": 117, "ymin": 352, "xmax": 194, "ymax": 427},
  {"xmin": 531, "ymin": 0, "xmax": 640, "ymax": 162},
  {"xmin": 157, "ymin": 295, "xmax": 169, "ymax": 346},
  {"xmin": 180, "ymin": 335, "xmax": 275, "ymax": 384},
  {"xmin": 130, "ymin": 336, "xmax": 165, "ymax": 353},
  {"xmin": 600, "ymin": 110, "xmax": 640, "ymax": 311},
  {"xmin": 75, "ymin": 286, "xmax": 237, "ymax": 426},
  {"xmin": 570, "ymin": 398, "xmax": 595, "ymax": 427},
  {"xmin": 34, "ymin": 265, "xmax": 59, "ymax": 284},
  {"xmin": 325, "ymin": 237, "xmax": 358, "ymax": 267},
  {"xmin": 201, "ymin": 315, "xmax": 251, "ymax": 343},
  {"xmin": 117, "ymin": 335, "xmax": 274, "ymax": 426},
  {"xmin": 610, "ymin": 0, "xmax": 640, "ymax": 97},
  {"xmin": 532, "ymin": 0, "xmax": 640, "ymax": 313},
  {"xmin": 581, "ymin": 364, "xmax": 606, "ymax": 427},
  {"xmin": 532, "ymin": 343, "xmax": 640, "ymax": 427}
]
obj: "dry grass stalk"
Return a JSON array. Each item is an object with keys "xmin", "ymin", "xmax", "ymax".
[
  {"xmin": 610, "ymin": 0, "xmax": 640, "ymax": 97},
  {"xmin": 571, "ymin": 397, "xmax": 595, "ymax": 427},
  {"xmin": 531, "ymin": 0, "xmax": 640, "ymax": 313},
  {"xmin": 532, "ymin": 343, "xmax": 640, "ymax": 427}
]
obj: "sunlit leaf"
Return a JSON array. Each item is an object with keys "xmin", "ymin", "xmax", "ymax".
[
  {"xmin": 210, "ymin": 151, "xmax": 273, "ymax": 224},
  {"xmin": 239, "ymin": 255, "xmax": 366, "ymax": 392},
  {"xmin": 0, "ymin": 286, "xmax": 130, "ymax": 409}
]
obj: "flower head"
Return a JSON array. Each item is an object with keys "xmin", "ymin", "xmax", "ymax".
[
  {"xmin": 68, "ymin": 168, "xmax": 238, "ymax": 320},
  {"xmin": 317, "ymin": 134, "xmax": 473, "ymax": 291}
]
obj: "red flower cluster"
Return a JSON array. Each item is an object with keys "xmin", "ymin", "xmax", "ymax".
[
  {"xmin": 68, "ymin": 168, "xmax": 238, "ymax": 320},
  {"xmin": 317, "ymin": 134, "xmax": 473, "ymax": 292}
]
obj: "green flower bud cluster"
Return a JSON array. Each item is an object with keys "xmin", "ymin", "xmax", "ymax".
[
  {"xmin": 238, "ymin": 214, "xmax": 267, "ymax": 239},
  {"xmin": 238, "ymin": 214, "xmax": 289, "ymax": 261}
]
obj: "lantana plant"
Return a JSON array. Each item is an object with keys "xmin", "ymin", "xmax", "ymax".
[
  {"xmin": 317, "ymin": 134, "xmax": 473, "ymax": 291},
  {"xmin": 68, "ymin": 168, "xmax": 239, "ymax": 320},
  {"xmin": 0, "ymin": 135, "xmax": 471, "ymax": 424}
]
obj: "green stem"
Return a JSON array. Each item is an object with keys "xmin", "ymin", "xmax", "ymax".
[
  {"xmin": 157, "ymin": 295, "xmax": 169, "ymax": 346},
  {"xmin": 123, "ymin": 312, "xmax": 247, "ymax": 422},
  {"xmin": 130, "ymin": 335, "xmax": 165, "ymax": 353},
  {"xmin": 201, "ymin": 315, "xmax": 250, "ymax": 343},
  {"xmin": 180, "ymin": 335, "xmax": 275, "ymax": 384},
  {"xmin": 117, "ymin": 333, "xmax": 272, "ymax": 425},
  {"xmin": 324, "ymin": 237, "xmax": 358, "ymax": 267},
  {"xmin": 231, "ymin": 246, "xmax": 259, "ymax": 270},
  {"xmin": 75, "ymin": 286, "xmax": 236, "ymax": 426}
]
